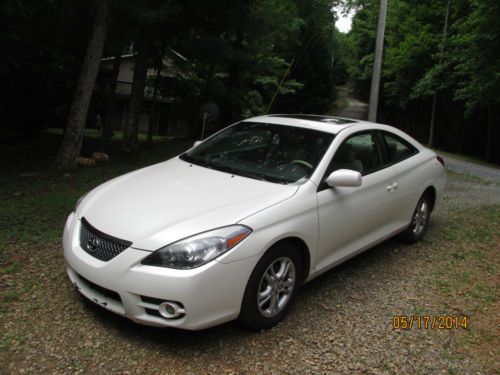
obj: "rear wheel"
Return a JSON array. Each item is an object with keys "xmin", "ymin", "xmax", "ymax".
[
  {"xmin": 239, "ymin": 242, "xmax": 303, "ymax": 330},
  {"xmin": 398, "ymin": 194, "xmax": 431, "ymax": 243}
]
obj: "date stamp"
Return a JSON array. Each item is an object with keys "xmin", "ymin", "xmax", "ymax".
[{"xmin": 392, "ymin": 315, "xmax": 468, "ymax": 330}]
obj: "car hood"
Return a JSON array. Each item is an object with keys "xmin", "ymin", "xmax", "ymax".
[{"xmin": 77, "ymin": 157, "xmax": 298, "ymax": 250}]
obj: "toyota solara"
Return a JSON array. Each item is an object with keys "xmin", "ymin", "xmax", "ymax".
[{"xmin": 63, "ymin": 114, "xmax": 446, "ymax": 330}]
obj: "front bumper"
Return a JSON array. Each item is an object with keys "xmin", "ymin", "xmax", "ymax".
[{"xmin": 63, "ymin": 213, "xmax": 259, "ymax": 330}]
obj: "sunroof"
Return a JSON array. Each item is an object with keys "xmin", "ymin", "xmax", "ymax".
[{"xmin": 269, "ymin": 114, "xmax": 355, "ymax": 125}]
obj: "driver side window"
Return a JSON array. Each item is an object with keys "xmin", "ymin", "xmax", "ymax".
[{"xmin": 328, "ymin": 132, "xmax": 384, "ymax": 176}]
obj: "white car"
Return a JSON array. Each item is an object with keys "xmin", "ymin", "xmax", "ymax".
[{"xmin": 63, "ymin": 115, "xmax": 446, "ymax": 330}]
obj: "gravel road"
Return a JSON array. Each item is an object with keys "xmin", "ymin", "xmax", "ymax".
[
  {"xmin": 1, "ymin": 172, "xmax": 499, "ymax": 374},
  {"xmin": 337, "ymin": 97, "xmax": 368, "ymax": 121},
  {"xmin": 442, "ymin": 156, "xmax": 500, "ymax": 184},
  {"xmin": 1, "ymin": 96, "xmax": 499, "ymax": 373}
]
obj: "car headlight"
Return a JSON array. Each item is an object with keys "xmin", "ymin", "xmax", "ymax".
[
  {"xmin": 142, "ymin": 225, "xmax": 252, "ymax": 269},
  {"xmin": 74, "ymin": 193, "xmax": 88, "ymax": 213}
]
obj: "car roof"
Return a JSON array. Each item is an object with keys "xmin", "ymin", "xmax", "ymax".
[{"xmin": 244, "ymin": 114, "xmax": 373, "ymax": 134}]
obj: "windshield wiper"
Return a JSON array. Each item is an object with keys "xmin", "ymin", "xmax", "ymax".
[
  {"xmin": 214, "ymin": 164, "xmax": 266, "ymax": 181},
  {"xmin": 214, "ymin": 164, "xmax": 276, "ymax": 181},
  {"xmin": 213, "ymin": 164, "xmax": 291, "ymax": 184},
  {"xmin": 181, "ymin": 154, "xmax": 289, "ymax": 184}
]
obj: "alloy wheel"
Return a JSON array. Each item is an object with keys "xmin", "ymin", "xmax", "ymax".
[
  {"xmin": 257, "ymin": 257, "xmax": 296, "ymax": 318},
  {"xmin": 411, "ymin": 199, "xmax": 429, "ymax": 236}
]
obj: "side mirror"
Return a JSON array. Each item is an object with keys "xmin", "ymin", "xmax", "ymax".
[
  {"xmin": 193, "ymin": 140, "xmax": 202, "ymax": 147},
  {"xmin": 326, "ymin": 169, "xmax": 362, "ymax": 188}
]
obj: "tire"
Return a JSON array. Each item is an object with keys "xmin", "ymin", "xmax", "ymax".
[
  {"xmin": 239, "ymin": 242, "xmax": 303, "ymax": 330},
  {"xmin": 398, "ymin": 193, "xmax": 431, "ymax": 244}
]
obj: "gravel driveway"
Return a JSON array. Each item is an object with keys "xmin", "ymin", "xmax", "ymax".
[
  {"xmin": 443, "ymin": 157, "xmax": 500, "ymax": 184},
  {"xmin": 336, "ymin": 97, "xmax": 368, "ymax": 120},
  {"xmin": 1, "ymin": 171, "xmax": 499, "ymax": 374}
]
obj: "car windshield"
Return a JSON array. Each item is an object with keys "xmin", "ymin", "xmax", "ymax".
[{"xmin": 180, "ymin": 122, "xmax": 334, "ymax": 184}]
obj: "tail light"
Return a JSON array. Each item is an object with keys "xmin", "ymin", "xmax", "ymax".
[{"xmin": 436, "ymin": 156, "xmax": 445, "ymax": 167}]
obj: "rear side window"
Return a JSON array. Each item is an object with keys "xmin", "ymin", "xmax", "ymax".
[
  {"xmin": 328, "ymin": 132, "xmax": 384, "ymax": 176},
  {"xmin": 381, "ymin": 132, "xmax": 418, "ymax": 163}
]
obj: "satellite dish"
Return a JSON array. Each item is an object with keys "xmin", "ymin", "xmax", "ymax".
[{"xmin": 199, "ymin": 101, "xmax": 220, "ymax": 140}]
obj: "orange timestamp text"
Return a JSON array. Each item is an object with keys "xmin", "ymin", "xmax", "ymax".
[{"xmin": 392, "ymin": 315, "xmax": 468, "ymax": 330}]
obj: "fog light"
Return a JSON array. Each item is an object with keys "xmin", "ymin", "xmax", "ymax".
[
  {"xmin": 164, "ymin": 304, "xmax": 175, "ymax": 315},
  {"xmin": 158, "ymin": 301, "xmax": 185, "ymax": 319}
]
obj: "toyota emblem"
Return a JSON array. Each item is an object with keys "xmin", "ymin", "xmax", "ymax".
[{"xmin": 86, "ymin": 238, "xmax": 100, "ymax": 253}]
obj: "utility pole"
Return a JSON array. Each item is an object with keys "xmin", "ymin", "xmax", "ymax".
[{"xmin": 368, "ymin": 0, "xmax": 388, "ymax": 122}]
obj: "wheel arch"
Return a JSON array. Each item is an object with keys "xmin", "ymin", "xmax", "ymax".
[
  {"xmin": 264, "ymin": 236, "xmax": 311, "ymax": 283},
  {"xmin": 423, "ymin": 185, "xmax": 436, "ymax": 212}
]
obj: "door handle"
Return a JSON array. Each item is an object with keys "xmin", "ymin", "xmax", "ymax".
[{"xmin": 387, "ymin": 182, "xmax": 398, "ymax": 192}]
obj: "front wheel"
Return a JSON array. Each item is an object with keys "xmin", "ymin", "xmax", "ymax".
[
  {"xmin": 398, "ymin": 194, "xmax": 431, "ymax": 243},
  {"xmin": 239, "ymin": 242, "xmax": 303, "ymax": 330}
]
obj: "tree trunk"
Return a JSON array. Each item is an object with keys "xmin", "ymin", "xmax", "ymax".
[
  {"xmin": 227, "ymin": 28, "xmax": 243, "ymax": 94},
  {"xmin": 225, "ymin": 28, "xmax": 244, "ymax": 122},
  {"xmin": 428, "ymin": 94, "xmax": 438, "ymax": 146},
  {"xmin": 147, "ymin": 68, "xmax": 162, "ymax": 145},
  {"xmin": 147, "ymin": 43, "xmax": 166, "ymax": 145},
  {"xmin": 122, "ymin": 27, "xmax": 152, "ymax": 151},
  {"xmin": 428, "ymin": 0, "xmax": 452, "ymax": 147},
  {"xmin": 54, "ymin": 0, "xmax": 110, "ymax": 170},
  {"xmin": 102, "ymin": 51, "xmax": 121, "ymax": 149},
  {"xmin": 485, "ymin": 106, "xmax": 492, "ymax": 163},
  {"xmin": 203, "ymin": 58, "xmax": 217, "ymax": 98}
]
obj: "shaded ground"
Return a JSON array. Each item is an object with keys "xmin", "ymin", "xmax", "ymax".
[{"xmin": 1, "ymin": 135, "xmax": 499, "ymax": 374}]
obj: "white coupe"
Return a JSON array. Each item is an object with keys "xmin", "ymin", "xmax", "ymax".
[{"xmin": 63, "ymin": 115, "xmax": 446, "ymax": 330}]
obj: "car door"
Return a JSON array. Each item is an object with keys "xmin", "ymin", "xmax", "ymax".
[
  {"xmin": 377, "ymin": 130, "xmax": 422, "ymax": 228},
  {"xmin": 315, "ymin": 131, "xmax": 402, "ymax": 274}
]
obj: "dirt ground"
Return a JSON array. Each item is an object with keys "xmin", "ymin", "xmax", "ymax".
[{"xmin": 0, "ymin": 172, "xmax": 499, "ymax": 374}]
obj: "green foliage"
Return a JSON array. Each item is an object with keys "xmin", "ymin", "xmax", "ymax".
[
  {"xmin": 344, "ymin": 0, "xmax": 500, "ymax": 163},
  {"xmin": 450, "ymin": 0, "xmax": 500, "ymax": 115},
  {"xmin": 2, "ymin": 0, "xmax": 345, "ymax": 143},
  {"xmin": 0, "ymin": 132, "xmax": 193, "ymax": 262},
  {"xmin": 274, "ymin": 0, "xmax": 340, "ymax": 113},
  {"xmin": 1, "ymin": 0, "xmax": 93, "ymax": 133}
]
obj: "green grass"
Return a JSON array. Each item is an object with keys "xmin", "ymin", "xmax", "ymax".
[
  {"xmin": 446, "ymin": 170, "xmax": 493, "ymax": 185},
  {"xmin": 0, "ymin": 137, "xmax": 498, "ymax": 372},
  {"xmin": 0, "ymin": 262, "xmax": 20, "ymax": 275},
  {"xmin": 1, "ymin": 292, "xmax": 19, "ymax": 303},
  {"xmin": 430, "ymin": 206, "xmax": 499, "ymax": 311},
  {"xmin": 0, "ymin": 133, "xmax": 193, "ymax": 264},
  {"xmin": 0, "ymin": 332, "xmax": 25, "ymax": 350}
]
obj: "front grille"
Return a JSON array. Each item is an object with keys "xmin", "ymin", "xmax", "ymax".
[{"xmin": 79, "ymin": 217, "xmax": 132, "ymax": 261}]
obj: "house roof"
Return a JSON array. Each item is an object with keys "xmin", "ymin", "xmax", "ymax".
[{"xmin": 101, "ymin": 47, "xmax": 187, "ymax": 63}]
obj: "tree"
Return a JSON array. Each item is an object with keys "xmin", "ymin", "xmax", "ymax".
[
  {"xmin": 102, "ymin": 51, "xmax": 121, "ymax": 148},
  {"xmin": 275, "ymin": 0, "xmax": 340, "ymax": 114},
  {"xmin": 118, "ymin": 0, "xmax": 178, "ymax": 150},
  {"xmin": 122, "ymin": 25, "xmax": 152, "ymax": 151},
  {"xmin": 344, "ymin": 0, "xmax": 500, "ymax": 164},
  {"xmin": 428, "ymin": 0, "xmax": 452, "ymax": 146},
  {"xmin": 1, "ymin": 0, "xmax": 93, "ymax": 135},
  {"xmin": 54, "ymin": 0, "xmax": 110, "ymax": 170}
]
